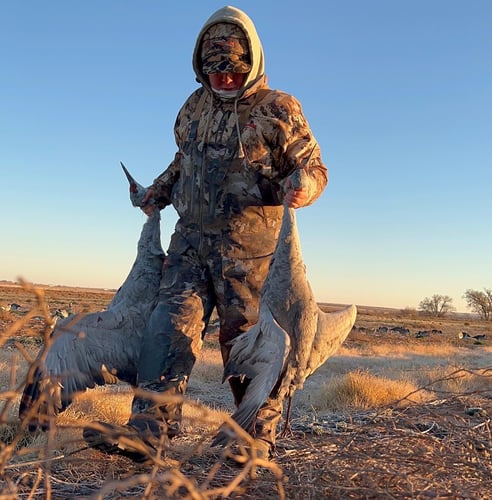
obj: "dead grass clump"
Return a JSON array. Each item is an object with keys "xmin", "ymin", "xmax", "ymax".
[
  {"xmin": 314, "ymin": 369, "xmax": 430, "ymax": 411},
  {"xmin": 57, "ymin": 386, "xmax": 133, "ymax": 427},
  {"xmin": 0, "ymin": 422, "xmax": 46, "ymax": 450},
  {"xmin": 0, "ymin": 423, "xmax": 18, "ymax": 445}
]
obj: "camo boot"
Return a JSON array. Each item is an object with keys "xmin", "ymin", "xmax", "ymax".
[{"xmin": 251, "ymin": 398, "xmax": 283, "ymax": 459}]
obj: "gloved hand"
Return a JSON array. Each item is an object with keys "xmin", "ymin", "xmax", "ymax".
[
  {"xmin": 284, "ymin": 169, "xmax": 315, "ymax": 209},
  {"xmin": 141, "ymin": 188, "xmax": 156, "ymax": 215}
]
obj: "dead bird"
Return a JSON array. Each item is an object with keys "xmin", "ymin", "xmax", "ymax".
[
  {"xmin": 213, "ymin": 192, "xmax": 357, "ymax": 445},
  {"xmin": 20, "ymin": 168, "xmax": 164, "ymax": 430}
]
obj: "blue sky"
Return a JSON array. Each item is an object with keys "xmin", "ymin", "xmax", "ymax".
[{"xmin": 1, "ymin": 1, "xmax": 491, "ymax": 312}]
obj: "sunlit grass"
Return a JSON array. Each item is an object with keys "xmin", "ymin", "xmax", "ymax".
[{"xmin": 313, "ymin": 370, "xmax": 431, "ymax": 411}]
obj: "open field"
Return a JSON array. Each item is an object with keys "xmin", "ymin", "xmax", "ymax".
[{"xmin": 1, "ymin": 282, "xmax": 491, "ymax": 499}]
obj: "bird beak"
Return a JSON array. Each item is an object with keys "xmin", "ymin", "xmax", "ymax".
[{"xmin": 120, "ymin": 162, "xmax": 138, "ymax": 193}]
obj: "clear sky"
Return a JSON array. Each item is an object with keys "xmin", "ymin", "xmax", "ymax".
[{"xmin": 1, "ymin": 1, "xmax": 491, "ymax": 312}]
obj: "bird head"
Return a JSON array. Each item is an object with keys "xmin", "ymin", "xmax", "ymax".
[{"xmin": 120, "ymin": 162, "xmax": 152, "ymax": 208}]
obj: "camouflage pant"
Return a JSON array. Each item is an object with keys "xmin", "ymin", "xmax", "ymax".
[{"xmin": 132, "ymin": 232, "xmax": 283, "ymax": 442}]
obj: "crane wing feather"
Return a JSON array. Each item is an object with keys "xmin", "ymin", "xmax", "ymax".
[{"xmin": 212, "ymin": 306, "xmax": 290, "ymax": 446}]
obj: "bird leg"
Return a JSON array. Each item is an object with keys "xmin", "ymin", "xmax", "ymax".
[{"xmin": 280, "ymin": 396, "xmax": 294, "ymax": 438}]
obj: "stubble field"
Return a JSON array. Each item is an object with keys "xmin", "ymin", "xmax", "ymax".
[{"xmin": 0, "ymin": 282, "xmax": 491, "ymax": 499}]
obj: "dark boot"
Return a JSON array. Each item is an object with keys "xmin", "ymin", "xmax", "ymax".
[
  {"xmin": 83, "ymin": 419, "xmax": 164, "ymax": 463},
  {"xmin": 129, "ymin": 376, "xmax": 188, "ymax": 439}
]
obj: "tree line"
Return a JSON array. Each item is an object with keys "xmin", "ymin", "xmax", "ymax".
[{"xmin": 418, "ymin": 289, "xmax": 492, "ymax": 319}]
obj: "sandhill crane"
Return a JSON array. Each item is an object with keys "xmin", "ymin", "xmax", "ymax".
[
  {"xmin": 212, "ymin": 171, "xmax": 357, "ymax": 446},
  {"xmin": 19, "ymin": 167, "xmax": 164, "ymax": 429}
]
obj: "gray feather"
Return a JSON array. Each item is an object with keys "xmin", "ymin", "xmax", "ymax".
[{"xmin": 212, "ymin": 306, "xmax": 290, "ymax": 446}]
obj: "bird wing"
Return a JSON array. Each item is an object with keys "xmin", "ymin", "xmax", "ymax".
[
  {"xmin": 306, "ymin": 304, "xmax": 357, "ymax": 377},
  {"xmin": 50, "ymin": 313, "xmax": 143, "ymax": 388},
  {"xmin": 212, "ymin": 306, "xmax": 290, "ymax": 446},
  {"xmin": 19, "ymin": 310, "xmax": 143, "ymax": 422}
]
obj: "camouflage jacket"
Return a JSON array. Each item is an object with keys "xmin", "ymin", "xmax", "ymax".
[{"xmin": 152, "ymin": 77, "xmax": 327, "ymax": 254}]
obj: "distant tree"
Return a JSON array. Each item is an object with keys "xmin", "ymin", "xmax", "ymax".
[
  {"xmin": 463, "ymin": 288, "xmax": 492, "ymax": 320},
  {"xmin": 418, "ymin": 294, "xmax": 455, "ymax": 317}
]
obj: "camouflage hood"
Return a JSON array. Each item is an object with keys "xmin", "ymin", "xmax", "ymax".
[{"xmin": 193, "ymin": 6, "xmax": 265, "ymax": 97}]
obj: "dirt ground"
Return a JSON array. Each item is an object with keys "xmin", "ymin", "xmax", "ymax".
[{"xmin": 1, "ymin": 282, "xmax": 491, "ymax": 499}]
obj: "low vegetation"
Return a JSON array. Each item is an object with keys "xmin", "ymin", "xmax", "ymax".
[{"xmin": 0, "ymin": 282, "xmax": 491, "ymax": 498}]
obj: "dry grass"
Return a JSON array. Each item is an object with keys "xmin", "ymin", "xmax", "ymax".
[
  {"xmin": 314, "ymin": 370, "xmax": 430, "ymax": 411},
  {"xmin": 1, "ymin": 282, "xmax": 491, "ymax": 498}
]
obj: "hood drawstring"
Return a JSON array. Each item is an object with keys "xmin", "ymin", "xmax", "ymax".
[
  {"xmin": 199, "ymin": 84, "xmax": 268, "ymax": 162},
  {"xmin": 234, "ymin": 97, "xmax": 246, "ymax": 159}
]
